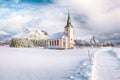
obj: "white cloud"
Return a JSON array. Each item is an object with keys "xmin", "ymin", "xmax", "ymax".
[
  {"xmin": 0, "ymin": 8, "xmax": 10, "ymax": 15},
  {"xmin": 0, "ymin": 5, "xmax": 66, "ymax": 34},
  {"xmin": 0, "ymin": 0, "xmax": 120, "ymax": 41},
  {"xmin": 13, "ymin": 0, "xmax": 19, "ymax": 3},
  {"xmin": 0, "ymin": 8, "xmax": 33, "ymax": 32},
  {"xmin": 55, "ymin": 0, "xmax": 120, "ymax": 40}
]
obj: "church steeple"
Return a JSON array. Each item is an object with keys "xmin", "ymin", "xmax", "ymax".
[
  {"xmin": 67, "ymin": 12, "xmax": 71, "ymax": 25},
  {"xmin": 64, "ymin": 10, "xmax": 74, "ymax": 49},
  {"xmin": 65, "ymin": 11, "xmax": 73, "ymax": 27}
]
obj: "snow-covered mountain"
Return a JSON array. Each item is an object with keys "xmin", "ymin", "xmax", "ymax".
[
  {"xmin": 76, "ymin": 35, "xmax": 93, "ymax": 43},
  {"xmin": 0, "ymin": 31, "xmax": 9, "ymax": 35},
  {"xmin": 0, "ymin": 31, "xmax": 11, "ymax": 41},
  {"xmin": 76, "ymin": 35, "xmax": 97, "ymax": 43},
  {"xmin": 75, "ymin": 35, "xmax": 100, "ymax": 44},
  {"xmin": 104, "ymin": 40, "xmax": 120, "ymax": 47},
  {"xmin": 12, "ymin": 27, "xmax": 49, "ymax": 40},
  {"xmin": 0, "ymin": 27, "xmax": 49, "ymax": 44}
]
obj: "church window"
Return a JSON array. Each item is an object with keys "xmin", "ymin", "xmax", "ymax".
[
  {"xmin": 50, "ymin": 41, "xmax": 52, "ymax": 46},
  {"xmin": 50, "ymin": 41, "xmax": 51, "ymax": 46},
  {"xmin": 53, "ymin": 40, "xmax": 55, "ymax": 46},
  {"xmin": 57, "ymin": 40, "xmax": 59, "ymax": 46},
  {"xmin": 55, "ymin": 40, "xmax": 56, "ymax": 46}
]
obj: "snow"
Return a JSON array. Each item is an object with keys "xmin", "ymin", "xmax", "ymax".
[
  {"xmin": 76, "ymin": 35, "xmax": 100, "ymax": 44},
  {"xmin": 49, "ymin": 32, "xmax": 64, "ymax": 39},
  {"xmin": 0, "ymin": 47, "xmax": 97, "ymax": 80},
  {"xmin": 0, "ymin": 27, "xmax": 49, "ymax": 44},
  {"xmin": 0, "ymin": 47, "xmax": 120, "ymax": 80},
  {"xmin": 0, "ymin": 31, "xmax": 9, "ymax": 35},
  {"xmin": 91, "ymin": 47, "xmax": 120, "ymax": 80},
  {"xmin": 76, "ymin": 35, "xmax": 93, "ymax": 43},
  {"xmin": 112, "ymin": 48, "xmax": 120, "ymax": 59},
  {"xmin": 77, "ymin": 35, "xmax": 93, "ymax": 40},
  {"xmin": 12, "ymin": 27, "xmax": 49, "ymax": 40}
]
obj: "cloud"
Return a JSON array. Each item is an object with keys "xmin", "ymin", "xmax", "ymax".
[
  {"xmin": 0, "ymin": 0, "xmax": 120, "ymax": 42},
  {"xmin": 14, "ymin": 0, "xmax": 19, "ymax": 3},
  {"xmin": 55, "ymin": 0, "xmax": 120, "ymax": 41},
  {"xmin": 0, "ymin": 3, "xmax": 67, "ymax": 34},
  {"xmin": 20, "ymin": 0, "xmax": 53, "ymax": 3},
  {"xmin": 0, "ymin": 8, "xmax": 32, "ymax": 33},
  {"xmin": 0, "ymin": 0, "xmax": 53, "ymax": 4},
  {"xmin": 56, "ymin": 0, "xmax": 120, "ymax": 32},
  {"xmin": 98, "ymin": 33, "xmax": 120, "ymax": 42}
]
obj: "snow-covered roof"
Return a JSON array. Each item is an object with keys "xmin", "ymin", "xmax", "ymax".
[{"xmin": 49, "ymin": 32, "xmax": 64, "ymax": 39}]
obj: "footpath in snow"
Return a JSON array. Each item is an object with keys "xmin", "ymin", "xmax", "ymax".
[{"xmin": 92, "ymin": 48, "xmax": 120, "ymax": 80}]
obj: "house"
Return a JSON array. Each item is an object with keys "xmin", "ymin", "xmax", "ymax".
[{"xmin": 47, "ymin": 12, "xmax": 74, "ymax": 49}]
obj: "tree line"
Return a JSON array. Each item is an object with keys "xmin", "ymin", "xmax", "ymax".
[{"xmin": 9, "ymin": 38, "xmax": 46, "ymax": 48}]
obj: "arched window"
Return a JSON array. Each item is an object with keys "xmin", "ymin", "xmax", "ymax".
[
  {"xmin": 55, "ymin": 40, "xmax": 56, "ymax": 46},
  {"xmin": 50, "ymin": 41, "xmax": 51, "ymax": 46},
  {"xmin": 57, "ymin": 40, "xmax": 59, "ymax": 46}
]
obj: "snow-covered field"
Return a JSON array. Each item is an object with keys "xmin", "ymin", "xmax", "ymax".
[
  {"xmin": 0, "ymin": 47, "xmax": 120, "ymax": 80},
  {"xmin": 0, "ymin": 47, "xmax": 97, "ymax": 80},
  {"xmin": 92, "ymin": 47, "xmax": 120, "ymax": 80}
]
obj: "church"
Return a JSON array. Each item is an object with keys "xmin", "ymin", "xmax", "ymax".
[{"xmin": 47, "ymin": 12, "xmax": 74, "ymax": 49}]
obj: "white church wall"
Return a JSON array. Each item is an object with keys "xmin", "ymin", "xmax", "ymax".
[
  {"xmin": 66, "ymin": 27, "xmax": 74, "ymax": 49},
  {"xmin": 47, "ymin": 39, "xmax": 61, "ymax": 49}
]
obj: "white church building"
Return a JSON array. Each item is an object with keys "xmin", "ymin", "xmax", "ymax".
[{"xmin": 47, "ymin": 13, "xmax": 74, "ymax": 49}]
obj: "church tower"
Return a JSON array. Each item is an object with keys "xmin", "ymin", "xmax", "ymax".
[{"xmin": 64, "ymin": 12, "xmax": 74, "ymax": 49}]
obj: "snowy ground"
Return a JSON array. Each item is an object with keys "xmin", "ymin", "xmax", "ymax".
[
  {"xmin": 0, "ymin": 46, "xmax": 97, "ymax": 80},
  {"xmin": 0, "ymin": 47, "xmax": 120, "ymax": 80},
  {"xmin": 92, "ymin": 47, "xmax": 120, "ymax": 80}
]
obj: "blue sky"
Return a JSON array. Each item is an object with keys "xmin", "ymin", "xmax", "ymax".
[
  {"xmin": 0, "ymin": 0, "xmax": 53, "ymax": 3},
  {"xmin": 0, "ymin": 0, "xmax": 120, "ymax": 41},
  {"xmin": 20, "ymin": 0, "xmax": 53, "ymax": 3}
]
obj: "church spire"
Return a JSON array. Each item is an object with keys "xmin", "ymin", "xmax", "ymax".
[
  {"xmin": 67, "ymin": 11, "xmax": 71, "ymax": 25},
  {"xmin": 66, "ymin": 10, "xmax": 73, "ymax": 27}
]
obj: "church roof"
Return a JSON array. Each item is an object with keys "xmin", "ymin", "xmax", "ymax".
[{"xmin": 49, "ymin": 32, "xmax": 64, "ymax": 40}]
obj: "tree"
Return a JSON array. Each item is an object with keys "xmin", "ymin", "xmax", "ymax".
[{"xmin": 9, "ymin": 38, "xmax": 47, "ymax": 48}]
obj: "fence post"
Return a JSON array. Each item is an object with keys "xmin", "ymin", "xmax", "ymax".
[{"xmin": 88, "ymin": 49, "xmax": 92, "ymax": 65}]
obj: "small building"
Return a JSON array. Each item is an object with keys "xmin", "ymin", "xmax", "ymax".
[{"xmin": 47, "ymin": 12, "xmax": 74, "ymax": 49}]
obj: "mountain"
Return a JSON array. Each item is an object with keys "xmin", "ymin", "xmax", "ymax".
[
  {"xmin": 0, "ymin": 31, "xmax": 10, "ymax": 41},
  {"xmin": 0, "ymin": 31, "xmax": 11, "ymax": 45},
  {"xmin": 105, "ymin": 40, "xmax": 120, "ymax": 47},
  {"xmin": 75, "ymin": 35, "xmax": 100, "ymax": 45},
  {"xmin": 76, "ymin": 35, "xmax": 93, "ymax": 43},
  {"xmin": 12, "ymin": 27, "xmax": 49, "ymax": 40},
  {"xmin": 0, "ymin": 31, "xmax": 9, "ymax": 35},
  {"xmin": 0, "ymin": 27, "xmax": 49, "ymax": 45}
]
